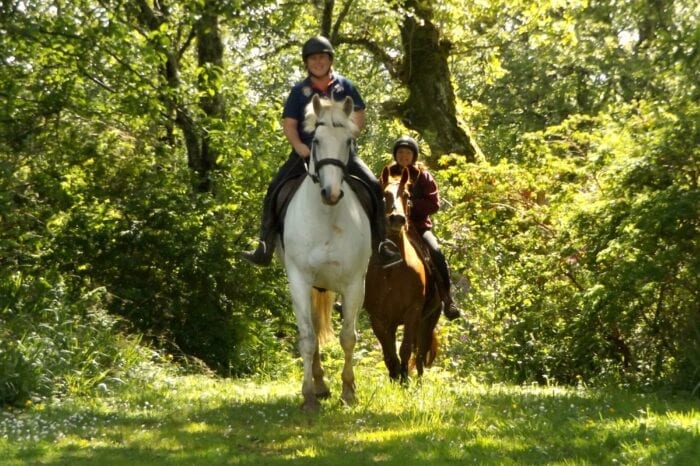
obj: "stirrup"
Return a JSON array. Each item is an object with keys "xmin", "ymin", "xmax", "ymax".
[
  {"xmin": 378, "ymin": 239, "xmax": 402, "ymax": 269},
  {"xmin": 378, "ymin": 238, "xmax": 398, "ymax": 253},
  {"xmin": 241, "ymin": 240, "xmax": 273, "ymax": 266}
]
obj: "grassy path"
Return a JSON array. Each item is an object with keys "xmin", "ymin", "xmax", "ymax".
[{"xmin": 1, "ymin": 358, "xmax": 699, "ymax": 465}]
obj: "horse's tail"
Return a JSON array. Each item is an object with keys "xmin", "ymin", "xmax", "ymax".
[
  {"xmin": 312, "ymin": 288, "xmax": 335, "ymax": 347},
  {"xmin": 414, "ymin": 302, "xmax": 441, "ymax": 369},
  {"xmin": 424, "ymin": 332, "xmax": 439, "ymax": 368},
  {"xmin": 408, "ymin": 327, "xmax": 440, "ymax": 370}
]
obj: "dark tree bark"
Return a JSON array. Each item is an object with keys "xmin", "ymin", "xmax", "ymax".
[
  {"xmin": 390, "ymin": 1, "xmax": 482, "ymax": 164},
  {"xmin": 194, "ymin": 2, "xmax": 225, "ymax": 191},
  {"xmin": 128, "ymin": 0, "xmax": 224, "ymax": 192},
  {"xmin": 324, "ymin": 0, "xmax": 483, "ymax": 165}
]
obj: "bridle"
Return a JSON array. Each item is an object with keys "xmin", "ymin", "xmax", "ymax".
[{"xmin": 308, "ymin": 121, "xmax": 351, "ymax": 185}]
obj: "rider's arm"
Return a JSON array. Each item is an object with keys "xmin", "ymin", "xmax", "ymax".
[
  {"xmin": 283, "ymin": 117, "xmax": 311, "ymax": 158},
  {"xmin": 351, "ymin": 109, "xmax": 365, "ymax": 138},
  {"xmin": 410, "ymin": 172, "xmax": 440, "ymax": 216}
]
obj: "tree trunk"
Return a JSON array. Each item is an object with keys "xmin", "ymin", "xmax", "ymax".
[
  {"xmin": 194, "ymin": 2, "xmax": 225, "ymax": 192},
  {"xmin": 389, "ymin": 1, "xmax": 482, "ymax": 165},
  {"xmin": 129, "ymin": 0, "xmax": 224, "ymax": 192},
  {"xmin": 317, "ymin": 0, "xmax": 483, "ymax": 165}
]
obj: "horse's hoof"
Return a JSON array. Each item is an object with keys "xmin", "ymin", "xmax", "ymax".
[{"xmin": 300, "ymin": 398, "xmax": 321, "ymax": 412}]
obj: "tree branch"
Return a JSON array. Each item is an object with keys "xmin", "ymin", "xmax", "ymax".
[{"xmin": 339, "ymin": 36, "xmax": 401, "ymax": 79}]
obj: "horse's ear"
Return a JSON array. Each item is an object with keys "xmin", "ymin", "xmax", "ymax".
[
  {"xmin": 379, "ymin": 166, "xmax": 390, "ymax": 187},
  {"xmin": 406, "ymin": 164, "xmax": 420, "ymax": 179},
  {"xmin": 312, "ymin": 94, "xmax": 322, "ymax": 116},
  {"xmin": 342, "ymin": 96, "xmax": 354, "ymax": 117},
  {"xmin": 400, "ymin": 167, "xmax": 411, "ymax": 186}
]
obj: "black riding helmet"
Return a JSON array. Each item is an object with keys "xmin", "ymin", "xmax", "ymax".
[
  {"xmin": 392, "ymin": 136, "xmax": 419, "ymax": 163},
  {"xmin": 302, "ymin": 36, "xmax": 335, "ymax": 61}
]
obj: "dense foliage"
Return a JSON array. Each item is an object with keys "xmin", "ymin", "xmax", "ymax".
[{"xmin": 2, "ymin": 0, "xmax": 698, "ymax": 405}]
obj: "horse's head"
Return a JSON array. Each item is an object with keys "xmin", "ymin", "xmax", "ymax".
[
  {"xmin": 304, "ymin": 94, "xmax": 357, "ymax": 206},
  {"xmin": 380, "ymin": 166, "xmax": 412, "ymax": 233}
]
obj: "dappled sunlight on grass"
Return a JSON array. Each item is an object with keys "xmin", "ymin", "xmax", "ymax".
[{"xmin": 1, "ymin": 363, "xmax": 698, "ymax": 465}]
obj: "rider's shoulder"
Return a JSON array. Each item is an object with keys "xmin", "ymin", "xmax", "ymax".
[{"xmin": 414, "ymin": 162, "xmax": 429, "ymax": 173}]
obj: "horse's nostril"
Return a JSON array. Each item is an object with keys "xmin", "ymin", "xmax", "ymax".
[{"xmin": 388, "ymin": 214, "xmax": 406, "ymax": 225}]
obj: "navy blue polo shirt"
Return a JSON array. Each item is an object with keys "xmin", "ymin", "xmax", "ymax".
[{"xmin": 282, "ymin": 73, "xmax": 366, "ymax": 147}]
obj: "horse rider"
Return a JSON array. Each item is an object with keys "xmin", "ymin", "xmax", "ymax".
[
  {"xmin": 384, "ymin": 136, "xmax": 462, "ymax": 320},
  {"xmin": 242, "ymin": 35, "xmax": 402, "ymax": 268}
]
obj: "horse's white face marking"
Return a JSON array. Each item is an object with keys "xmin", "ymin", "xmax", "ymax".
[{"xmin": 305, "ymin": 95, "xmax": 357, "ymax": 205}]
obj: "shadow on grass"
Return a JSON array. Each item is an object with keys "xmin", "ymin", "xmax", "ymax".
[{"xmin": 5, "ymin": 380, "xmax": 699, "ymax": 466}]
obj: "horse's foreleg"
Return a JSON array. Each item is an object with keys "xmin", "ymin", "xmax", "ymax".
[
  {"xmin": 339, "ymin": 316, "xmax": 357, "ymax": 406},
  {"xmin": 399, "ymin": 315, "xmax": 420, "ymax": 383},
  {"xmin": 372, "ymin": 321, "xmax": 401, "ymax": 380},
  {"xmin": 297, "ymin": 328, "xmax": 320, "ymax": 411},
  {"xmin": 289, "ymin": 280, "xmax": 321, "ymax": 412}
]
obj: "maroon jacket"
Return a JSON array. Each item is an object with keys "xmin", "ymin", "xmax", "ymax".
[{"xmin": 386, "ymin": 162, "xmax": 440, "ymax": 233}]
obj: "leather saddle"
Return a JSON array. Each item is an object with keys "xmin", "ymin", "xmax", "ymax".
[{"xmin": 273, "ymin": 174, "xmax": 374, "ymax": 237}]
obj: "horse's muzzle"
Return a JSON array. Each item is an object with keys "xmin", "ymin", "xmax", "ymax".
[
  {"xmin": 321, "ymin": 188, "xmax": 344, "ymax": 206},
  {"xmin": 387, "ymin": 213, "xmax": 406, "ymax": 230}
]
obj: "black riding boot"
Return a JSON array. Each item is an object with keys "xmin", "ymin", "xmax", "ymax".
[
  {"xmin": 440, "ymin": 287, "xmax": 462, "ymax": 321},
  {"xmin": 242, "ymin": 153, "xmax": 306, "ymax": 267},
  {"xmin": 241, "ymin": 184, "xmax": 278, "ymax": 266},
  {"xmin": 241, "ymin": 213, "xmax": 277, "ymax": 266},
  {"xmin": 374, "ymin": 207, "xmax": 402, "ymax": 268},
  {"xmin": 362, "ymin": 169, "xmax": 402, "ymax": 267},
  {"xmin": 345, "ymin": 148, "xmax": 402, "ymax": 267},
  {"xmin": 429, "ymin": 247, "xmax": 461, "ymax": 320}
]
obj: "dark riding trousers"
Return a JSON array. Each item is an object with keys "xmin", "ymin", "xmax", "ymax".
[{"xmin": 418, "ymin": 228, "xmax": 452, "ymax": 290}]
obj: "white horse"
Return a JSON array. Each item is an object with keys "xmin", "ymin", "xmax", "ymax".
[{"xmin": 278, "ymin": 94, "xmax": 372, "ymax": 411}]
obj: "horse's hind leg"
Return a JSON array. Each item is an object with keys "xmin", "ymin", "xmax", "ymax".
[
  {"xmin": 399, "ymin": 314, "xmax": 420, "ymax": 383},
  {"xmin": 415, "ymin": 314, "xmax": 436, "ymax": 378},
  {"xmin": 312, "ymin": 346, "xmax": 331, "ymax": 399}
]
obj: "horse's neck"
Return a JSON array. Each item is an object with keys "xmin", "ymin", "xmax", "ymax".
[
  {"xmin": 389, "ymin": 227, "xmax": 409, "ymax": 256},
  {"xmin": 401, "ymin": 226, "xmax": 428, "ymax": 261},
  {"xmin": 289, "ymin": 175, "xmax": 345, "ymax": 222}
]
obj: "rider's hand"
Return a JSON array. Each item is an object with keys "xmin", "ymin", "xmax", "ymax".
[
  {"xmin": 410, "ymin": 184, "xmax": 423, "ymax": 199},
  {"xmin": 296, "ymin": 144, "xmax": 311, "ymax": 158}
]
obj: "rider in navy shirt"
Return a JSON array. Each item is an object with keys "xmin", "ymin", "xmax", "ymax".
[
  {"xmin": 282, "ymin": 74, "xmax": 364, "ymax": 146},
  {"xmin": 242, "ymin": 36, "xmax": 402, "ymax": 267}
]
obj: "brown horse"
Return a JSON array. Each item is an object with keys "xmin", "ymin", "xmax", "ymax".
[{"xmin": 364, "ymin": 165, "xmax": 442, "ymax": 382}]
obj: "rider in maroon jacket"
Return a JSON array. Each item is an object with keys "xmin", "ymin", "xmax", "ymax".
[{"xmin": 385, "ymin": 136, "xmax": 461, "ymax": 320}]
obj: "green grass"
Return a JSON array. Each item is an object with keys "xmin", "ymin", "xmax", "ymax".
[{"xmin": 1, "ymin": 352, "xmax": 699, "ymax": 465}]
